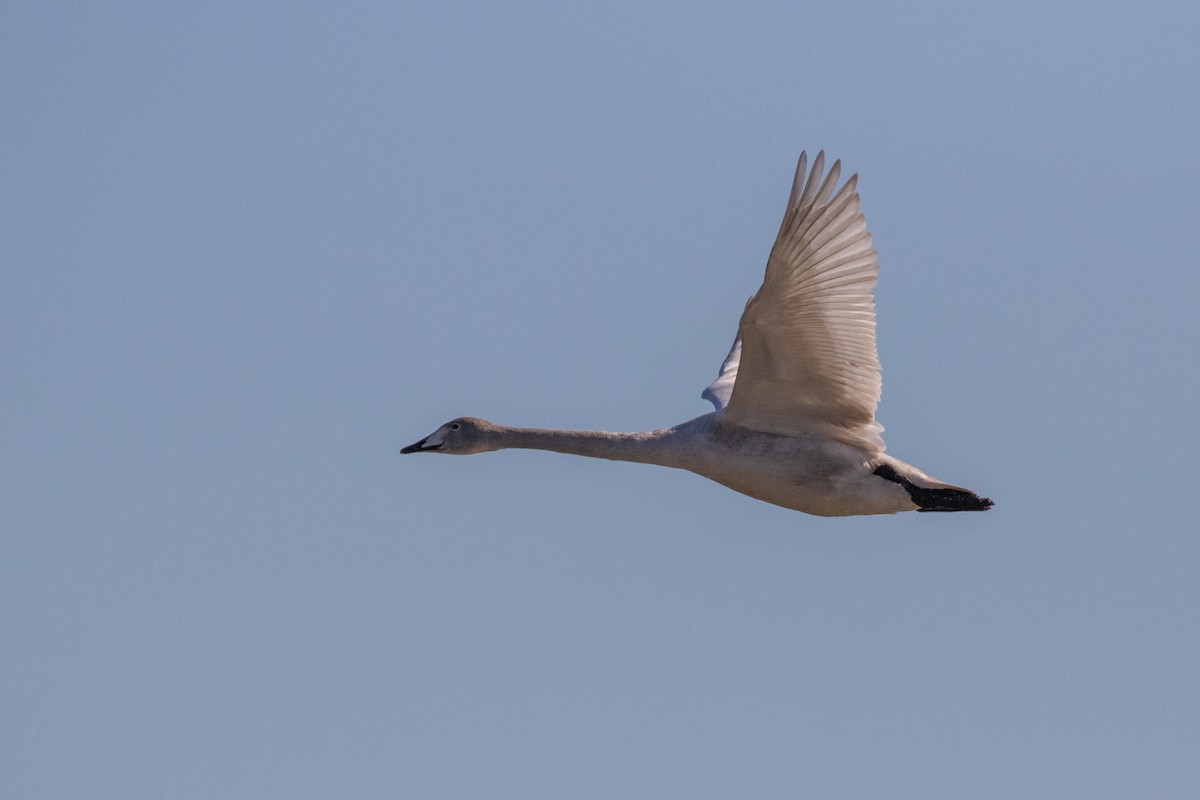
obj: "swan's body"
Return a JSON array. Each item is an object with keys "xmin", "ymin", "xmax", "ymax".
[{"xmin": 403, "ymin": 151, "xmax": 992, "ymax": 516}]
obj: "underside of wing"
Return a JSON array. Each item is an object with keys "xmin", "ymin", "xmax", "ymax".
[
  {"xmin": 720, "ymin": 151, "xmax": 884, "ymax": 451},
  {"xmin": 701, "ymin": 333, "xmax": 741, "ymax": 411},
  {"xmin": 701, "ymin": 298, "xmax": 753, "ymax": 411}
]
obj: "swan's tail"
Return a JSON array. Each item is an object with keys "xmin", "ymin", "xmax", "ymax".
[{"xmin": 872, "ymin": 462, "xmax": 994, "ymax": 513}]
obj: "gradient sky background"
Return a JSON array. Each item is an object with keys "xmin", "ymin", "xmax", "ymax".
[{"xmin": 4, "ymin": 2, "xmax": 1199, "ymax": 798}]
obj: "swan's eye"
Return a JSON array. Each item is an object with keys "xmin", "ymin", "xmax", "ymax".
[{"xmin": 450, "ymin": 423, "xmax": 461, "ymax": 430}]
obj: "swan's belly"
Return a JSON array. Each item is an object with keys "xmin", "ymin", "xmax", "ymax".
[
  {"xmin": 677, "ymin": 430, "xmax": 915, "ymax": 517},
  {"xmin": 703, "ymin": 469, "xmax": 914, "ymax": 516}
]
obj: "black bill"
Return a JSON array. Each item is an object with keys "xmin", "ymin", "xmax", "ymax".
[{"xmin": 401, "ymin": 437, "xmax": 441, "ymax": 454}]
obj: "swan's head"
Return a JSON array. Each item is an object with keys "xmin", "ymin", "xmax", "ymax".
[{"xmin": 401, "ymin": 417, "xmax": 497, "ymax": 455}]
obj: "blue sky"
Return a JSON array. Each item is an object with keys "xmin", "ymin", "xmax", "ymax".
[{"xmin": 4, "ymin": 2, "xmax": 1199, "ymax": 797}]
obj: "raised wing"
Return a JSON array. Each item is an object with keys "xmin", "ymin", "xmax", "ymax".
[{"xmin": 716, "ymin": 151, "xmax": 884, "ymax": 451}]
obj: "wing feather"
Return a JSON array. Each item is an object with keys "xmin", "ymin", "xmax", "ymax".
[{"xmin": 709, "ymin": 151, "xmax": 885, "ymax": 452}]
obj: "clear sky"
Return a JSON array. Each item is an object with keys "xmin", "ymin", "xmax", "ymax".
[{"xmin": 4, "ymin": 2, "xmax": 1199, "ymax": 798}]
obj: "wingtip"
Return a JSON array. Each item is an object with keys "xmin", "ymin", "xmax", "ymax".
[
  {"xmin": 810, "ymin": 150, "xmax": 825, "ymax": 178},
  {"xmin": 788, "ymin": 151, "xmax": 809, "ymax": 209}
]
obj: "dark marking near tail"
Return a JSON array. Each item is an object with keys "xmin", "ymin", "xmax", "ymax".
[{"xmin": 873, "ymin": 464, "xmax": 994, "ymax": 512}]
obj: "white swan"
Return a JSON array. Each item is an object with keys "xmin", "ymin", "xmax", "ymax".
[{"xmin": 403, "ymin": 151, "xmax": 992, "ymax": 516}]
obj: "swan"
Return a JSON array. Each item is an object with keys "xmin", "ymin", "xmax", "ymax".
[{"xmin": 402, "ymin": 151, "xmax": 992, "ymax": 516}]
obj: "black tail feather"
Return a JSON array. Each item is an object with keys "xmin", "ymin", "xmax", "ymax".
[{"xmin": 873, "ymin": 464, "xmax": 993, "ymax": 513}]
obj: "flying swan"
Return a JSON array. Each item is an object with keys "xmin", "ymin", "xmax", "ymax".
[{"xmin": 403, "ymin": 151, "xmax": 993, "ymax": 516}]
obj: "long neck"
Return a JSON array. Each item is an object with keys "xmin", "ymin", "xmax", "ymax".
[{"xmin": 489, "ymin": 424, "xmax": 682, "ymax": 467}]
